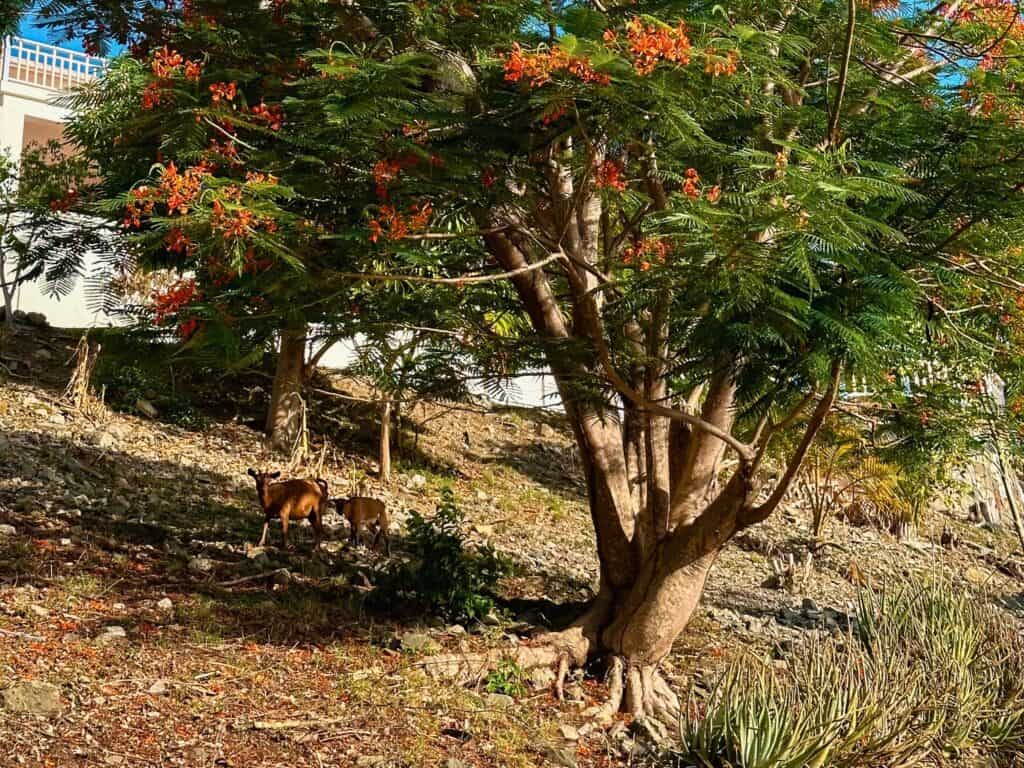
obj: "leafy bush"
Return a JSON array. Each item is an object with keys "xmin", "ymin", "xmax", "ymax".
[
  {"xmin": 380, "ymin": 488, "xmax": 510, "ymax": 622},
  {"xmin": 671, "ymin": 577, "xmax": 1024, "ymax": 767},
  {"xmin": 485, "ymin": 659, "xmax": 528, "ymax": 698},
  {"xmin": 99, "ymin": 363, "xmax": 153, "ymax": 410},
  {"xmin": 95, "ymin": 349, "xmax": 207, "ymax": 428}
]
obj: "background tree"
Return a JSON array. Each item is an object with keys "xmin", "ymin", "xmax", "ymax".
[{"xmin": 0, "ymin": 141, "xmax": 94, "ymax": 329}]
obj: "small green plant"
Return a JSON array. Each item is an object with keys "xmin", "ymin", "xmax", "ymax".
[
  {"xmin": 380, "ymin": 488, "xmax": 510, "ymax": 622},
  {"xmin": 485, "ymin": 659, "xmax": 528, "ymax": 698},
  {"xmin": 100, "ymin": 363, "xmax": 154, "ymax": 411}
]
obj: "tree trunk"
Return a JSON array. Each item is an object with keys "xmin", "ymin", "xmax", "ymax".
[
  {"xmin": 379, "ymin": 399, "xmax": 392, "ymax": 484},
  {"xmin": 266, "ymin": 322, "xmax": 307, "ymax": 453},
  {"xmin": 470, "ymin": 225, "xmax": 841, "ymax": 726}
]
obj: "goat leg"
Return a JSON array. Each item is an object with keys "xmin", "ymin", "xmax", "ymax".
[
  {"xmin": 258, "ymin": 521, "xmax": 269, "ymax": 548},
  {"xmin": 280, "ymin": 513, "xmax": 290, "ymax": 549}
]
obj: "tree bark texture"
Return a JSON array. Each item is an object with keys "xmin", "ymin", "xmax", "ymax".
[{"xmin": 266, "ymin": 322, "xmax": 307, "ymax": 453}]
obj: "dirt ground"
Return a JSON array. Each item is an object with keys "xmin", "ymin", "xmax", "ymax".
[{"xmin": 1, "ymin": 325, "xmax": 1022, "ymax": 767}]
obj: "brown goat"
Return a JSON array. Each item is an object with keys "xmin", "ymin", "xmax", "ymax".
[
  {"xmin": 247, "ymin": 468, "xmax": 328, "ymax": 549},
  {"xmin": 334, "ymin": 497, "xmax": 390, "ymax": 555}
]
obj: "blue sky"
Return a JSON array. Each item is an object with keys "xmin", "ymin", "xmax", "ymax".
[{"xmin": 17, "ymin": 8, "xmax": 124, "ymax": 54}]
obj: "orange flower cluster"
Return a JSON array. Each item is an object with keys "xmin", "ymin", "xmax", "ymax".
[
  {"xmin": 123, "ymin": 185, "xmax": 159, "ymax": 228},
  {"xmin": 540, "ymin": 102, "xmax": 569, "ymax": 125},
  {"xmin": 245, "ymin": 171, "xmax": 279, "ymax": 185},
  {"xmin": 142, "ymin": 48, "xmax": 203, "ymax": 110},
  {"xmin": 48, "ymin": 189, "xmax": 78, "ymax": 212},
  {"xmin": 151, "ymin": 47, "xmax": 183, "ymax": 78},
  {"xmin": 151, "ymin": 279, "xmax": 199, "ymax": 325},
  {"xmin": 373, "ymin": 158, "xmax": 403, "ymax": 199},
  {"xmin": 142, "ymin": 82, "xmax": 164, "ymax": 110},
  {"xmin": 211, "ymin": 200, "xmax": 255, "ymax": 238},
  {"xmin": 209, "ymin": 81, "xmax": 237, "ymax": 102},
  {"xmin": 595, "ymin": 159, "xmax": 627, "ymax": 191},
  {"xmin": 623, "ymin": 237, "xmax": 670, "ymax": 270},
  {"xmin": 678, "ymin": 168, "xmax": 721, "ymax": 202},
  {"xmin": 504, "ymin": 43, "xmax": 611, "ymax": 87},
  {"xmin": 682, "ymin": 167, "xmax": 700, "ymax": 197},
  {"xmin": 704, "ymin": 48, "xmax": 739, "ymax": 77},
  {"xmin": 165, "ymin": 227, "xmax": 194, "ymax": 254},
  {"xmin": 161, "ymin": 162, "xmax": 209, "ymax": 215},
  {"xmin": 124, "ymin": 161, "xmax": 217, "ymax": 228},
  {"xmin": 250, "ymin": 101, "xmax": 284, "ymax": 131},
  {"xmin": 368, "ymin": 202, "xmax": 432, "ymax": 242},
  {"xmin": 371, "ymin": 154, "xmax": 423, "ymax": 199},
  {"xmin": 207, "ymin": 248, "xmax": 273, "ymax": 288},
  {"xmin": 207, "ymin": 139, "xmax": 240, "ymax": 164},
  {"xmin": 618, "ymin": 17, "xmax": 692, "ymax": 76}
]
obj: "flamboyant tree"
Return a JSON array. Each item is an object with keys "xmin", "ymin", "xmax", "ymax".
[
  {"xmin": 45, "ymin": 0, "xmax": 1024, "ymax": 724},
  {"xmin": 286, "ymin": 0, "xmax": 1024, "ymax": 721},
  {"xmin": 58, "ymin": 0, "xmax": 390, "ymax": 451}
]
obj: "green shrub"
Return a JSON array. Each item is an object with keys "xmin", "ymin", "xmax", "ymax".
[
  {"xmin": 485, "ymin": 659, "xmax": 528, "ymax": 698},
  {"xmin": 671, "ymin": 577, "xmax": 1024, "ymax": 767},
  {"xmin": 379, "ymin": 488, "xmax": 510, "ymax": 622}
]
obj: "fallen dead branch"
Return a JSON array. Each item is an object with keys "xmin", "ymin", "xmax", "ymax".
[{"xmin": 248, "ymin": 718, "xmax": 367, "ymax": 732}]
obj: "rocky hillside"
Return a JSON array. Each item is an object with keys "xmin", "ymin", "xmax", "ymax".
[{"xmin": 1, "ymin": 325, "xmax": 1022, "ymax": 767}]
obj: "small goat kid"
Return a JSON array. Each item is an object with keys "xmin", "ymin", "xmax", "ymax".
[
  {"xmin": 247, "ymin": 468, "xmax": 328, "ymax": 549},
  {"xmin": 334, "ymin": 497, "xmax": 390, "ymax": 555}
]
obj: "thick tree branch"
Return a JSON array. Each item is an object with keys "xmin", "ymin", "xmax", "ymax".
[
  {"xmin": 331, "ymin": 251, "xmax": 566, "ymax": 285},
  {"xmin": 825, "ymin": 0, "xmax": 856, "ymax": 147},
  {"xmin": 740, "ymin": 359, "xmax": 843, "ymax": 528}
]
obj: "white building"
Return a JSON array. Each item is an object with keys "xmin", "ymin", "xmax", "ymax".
[{"xmin": 1, "ymin": 34, "xmax": 112, "ymax": 327}]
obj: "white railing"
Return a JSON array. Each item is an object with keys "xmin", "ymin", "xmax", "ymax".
[{"xmin": 0, "ymin": 36, "xmax": 105, "ymax": 92}]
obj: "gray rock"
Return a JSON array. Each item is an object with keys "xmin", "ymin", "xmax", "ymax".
[
  {"xmin": 801, "ymin": 597, "xmax": 819, "ymax": 613},
  {"xmin": 147, "ymin": 679, "xmax": 168, "ymax": 695},
  {"xmin": 92, "ymin": 430, "xmax": 117, "ymax": 450},
  {"xmin": 530, "ymin": 666, "xmax": 556, "ymax": 690},
  {"xmin": 558, "ymin": 724, "xmax": 580, "ymax": 741},
  {"xmin": 400, "ymin": 631, "xmax": 440, "ymax": 654},
  {"xmin": 271, "ymin": 568, "xmax": 291, "ymax": 585},
  {"xmin": 135, "ymin": 398, "xmax": 159, "ymax": 419},
  {"xmin": 484, "ymin": 692, "xmax": 514, "ymax": 709},
  {"xmin": 355, "ymin": 757, "xmax": 388, "ymax": 767},
  {"xmin": 563, "ymin": 684, "xmax": 585, "ymax": 702},
  {"xmin": 0, "ymin": 524, "xmax": 16, "ymax": 537},
  {"xmin": 28, "ymin": 605, "xmax": 50, "ymax": 618},
  {"xmin": 32, "ymin": 348, "xmax": 53, "ymax": 362},
  {"xmin": 188, "ymin": 557, "xmax": 216, "ymax": 575},
  {"xmin": 407, "ymin": 474, "xmax": 427, "ymax": 490},
  {"xmin": 96, "ymin": 625, "xmax": 127, "ymax": 645},
  {"xmin": 542, "ymin": 744, "xmax": 578, "ymax": 768},
  {"xmin": 2, "ymin": 681, "xmax": 62, "ymax": 716},
  {"xmin": 156, "ymin": 597, "xmax": 173, "ymax": 612},
  {"xmin": 444, "ymin": 760, "xmax": 466, "ymax": 768}
]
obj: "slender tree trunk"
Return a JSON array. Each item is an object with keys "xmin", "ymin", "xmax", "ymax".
[
  {"xmin": 379, "ymin": 399, "xmax": 392, "ymax": 484},
  {"xmin": 266, "ymin": 322, "xmax": 307, "ymax": 453}
]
